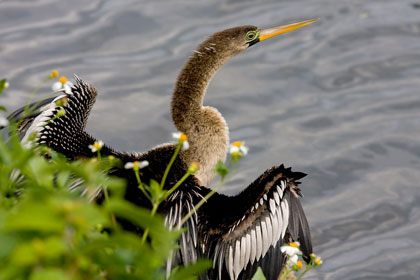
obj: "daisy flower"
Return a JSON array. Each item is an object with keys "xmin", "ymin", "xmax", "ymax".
[
  {"xmin": 280, "ymin": 242, "xmax": 302, "ymax": 257},
  {"xmin": 229, "ymin": 141, "xmax": 249, "ymax": 158},
  {"xmin": 52, "ymin": 76, "xmax": 73, "ymax": 93},
  {"xmin": 124, "ymin": 160, "xmax": 149, "ymax": 170},
  {"xmin": 88, "ymin": 140, "xmax": 104, "ymax": 153},
  {"xmin": 310, "ymin": 253, "xmax": 323, "ymax": 266},
  {"xmin": 172, "ymin": 132, "xmax": 189, "ymax": 150}
]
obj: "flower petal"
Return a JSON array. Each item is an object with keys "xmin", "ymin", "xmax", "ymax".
[
  {"xmin": 88, "ymin": 145, "xmax": 97, "ymax": 153},
  {"xmin": 229, "ymin": 145, "xmax": 240, "ymax": 154},
  {"xmin": 182, "ymin": 140, "xmax": 189, "ymax": 151},
  {"xmin": 289, "ymin": 255, "xmax": 299, "ymax": 265},
  {"xmin": 52, "ymin": 82, "xmax": 62, "ymax": 91},
  {"xmin": 124, "ymin": 162, "xmax": 134, "ymax": 169},
  {"xmin": 97, "ymin": 140, "xmax": 104, "ymax": 148},
  {"xmin": 240, "ymin": 145, "xmax": 249, "ymax": 156},
  {"xmin": 63, "ymin": 84, "xmax": 72, "ymax": 94},
  {"xmin": 172, "ymin": 132, "xmax": 182, "ymax": 139},
  {"xmin": 138, "ymin": 160, "xmax": 149, "ymax": 169}
]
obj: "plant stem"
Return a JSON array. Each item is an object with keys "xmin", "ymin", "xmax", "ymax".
[
  {"xmin": 160, "ymin": 142, "xmax": 181, "ymax": 189},
  {"xmin": 134, "ymin": 169, "xmax": 151, "ymax": 201},
  {"xmin": 180, "ymin": 163, "xmax": 238, "ymax": 226},
  {"xmin": 141, "ymin": 202, "xmax": 159, "ymax": 244},
  {"xmin": 164, "ymin": 170, "xmax": 192, "ymax": 200},
  {"xmin": 279, "ymin": 266, "xmax": 291, "ymax": 280},
  {"xmin": 103, "ymin": 186, "xmax": 117, "ymax": 228},
  {"xmin": 296, "ymin": 265, "xmax": 311, "ymax": 280}
]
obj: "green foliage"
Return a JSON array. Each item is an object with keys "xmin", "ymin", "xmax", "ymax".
[
  {"xmin": 0, "ymin": 129, "xmax": 210, "ymax": 279},
  {"xmin": 215, "ymin": 160, "xmax": 229, "ymax": 179},
  {"xmin": 251, "ymin": 267, "xmax": 266, "ymax": 280}
]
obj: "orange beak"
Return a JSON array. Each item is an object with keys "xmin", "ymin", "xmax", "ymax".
[{"xmin": 259, "ymin": 19, "xmax": 318, "ymax": 42}]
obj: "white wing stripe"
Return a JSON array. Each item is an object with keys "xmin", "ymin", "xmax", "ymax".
[
  {"xmin": 270, "ymin": 212, "xmax": 279, "ymax": 246},
  {"xmin": 250, "ymin": 228, "xmax": 257, "ymax": 264},
  {"xmin": 281, "ymin": 199, "xmax": 289, "ymax": 239},
  {"xmin": 255, "ymin": 224, "xmax": 262, "ymax": 261},
  {"xmin": 261, "ymin": 219, "xmax": 269, "ymax": 257},
  {"xmin": 265, "ymin": 215, "xmax": 273, "ymax": 251},
  {"xmin": 244, "ymin": 233, "xmax": 251, "ymax": 269},
  {"xmin": 277, "ymin": 185, "xmax": 284, "ymax": 199},
  {"xmin": 234, "ymin": 240, "xmax": 241, "ymax": 280},
  {"xmin": 274, "ymin": 190, "xmax": 280, "ymax": 205},
  {"xmin": 228, "ymin": 245, "xmax": 234, "ymax": 280}
]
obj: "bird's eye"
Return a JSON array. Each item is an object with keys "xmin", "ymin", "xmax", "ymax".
[{"xmin": 246, "ymin": 30, "xmax": 259, "ymax": 42}]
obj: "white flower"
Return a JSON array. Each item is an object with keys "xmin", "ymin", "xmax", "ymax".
[
  {"xmin": 52, "ymin": 76, "xmax": 73, "ymax": 94},
  {"xmin": 88, "ymin": 140, "xmax": 104, "ymax": 153},
  {"xmin": 280, "ymin": 242, "xmax": 302, "ymax": 257},
  {"xmin": 124, "ymin": 160, "xmax": 149, "ymax": 170},
  {"xmin": 311, "ymin": 253, "xmax": 323, "ymax": 266},
  {"xmin": 0, "ymin": 115, "xmax": 9, "ymax": 127},
  {"xmin": 229, "ymin": 141, "xmax": 249, "ymax": 156},
  {"xmin": 4, "ymin": 81, "xmax": 9, "ymax": 88},
  {"xmin": 172, "ymin": 132, "xmax": 189, "ymax": 151},
  {"xmin": 288, "ymin": 254, "xmax": 299, "ymax": 265}
]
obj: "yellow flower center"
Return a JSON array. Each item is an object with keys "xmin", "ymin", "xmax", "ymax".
[
  {"xmin": 289, "ymin": 242, "xmax": 299, "ymax": 248},
  {"xmin": 133, "ymin": 161, "xmax": 139, "ymax": 167},
  {"xmin": 188, "ymin": 162, "xmax": 200, "ymax": 173},
  {"xmin": 296, "ymin": 261, "xmax": 302, "ymax": 269},
  {"xmin": 179, "ymin": 133, "xmax": 188, "ymax": 141},
  {"xmin": 231, "ymin": 151, "xmax": 242, "ymax": 158},
  {"xmin": 59, "ymin": 76, "xmax": 67, "ymax": 84},
  {"xmin": 51, "ymin": 70, "xmax": 59, "ymax": 78},
  {"xmin": 93, "ymin": 143, "xmax": 101, "ymax": 149},
  {"xmin": 315, "ymin": 258, "xmax": 322, "ymax": 266},
  {"xmin": 232, "ymin": 141, "xmax": 242, "ymax": 147}
]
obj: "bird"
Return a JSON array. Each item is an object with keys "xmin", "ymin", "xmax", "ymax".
[{"xmin": 8, "ymin": 19, "xmax": 317, "ymax": 280}]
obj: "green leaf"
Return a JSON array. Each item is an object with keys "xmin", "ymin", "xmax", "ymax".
[
  {"xmin": 169, "ymin": 259, "xmax": 212, "ymax": 280},
  {"xmin": 106, "ymin": 199, "xmax": 179, "ymax": 239},
  {"xmin": 215, "ymin": 160, "xmax": 229, "ymax": 178},
  {"xmin": 5, "ymin": 199, "xmax": 65, "ymax": 233},
  {"xmin": 0, "ymin": 234, "xmax": 16, "ymax": 258},
  {"xmin": 29, "ymin": 268, "xmax": 71, "ymax": 280},
  {"xmin": 252, "ymin": 267, "xmax": 266, "ymax": 280},
  {"xmin": 0, "ymin": 105, "xmax": 6, "ymax": 112},
  {"xmin": 149, "ymin": 179, "xmax": 165, "ymax": 202}
]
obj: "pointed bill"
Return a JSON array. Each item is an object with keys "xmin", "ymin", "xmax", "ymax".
[{"xmin": 259, "ymin": 19, "xmax": 318, "ymax": 41}]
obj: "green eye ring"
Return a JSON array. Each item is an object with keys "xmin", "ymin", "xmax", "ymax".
[{"xmin": 246, "ymin": 30, "xmax": 260, "ymax": 42}]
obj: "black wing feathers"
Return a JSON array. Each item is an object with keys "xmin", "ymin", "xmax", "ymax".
[{"xmin": 199, "ymin": 164, "xmax": 311, "ymax": 280}]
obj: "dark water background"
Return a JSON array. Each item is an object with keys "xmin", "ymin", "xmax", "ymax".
[{"xmin": 1, "ymin": 0, "xmax": 420, "ymax": 279}]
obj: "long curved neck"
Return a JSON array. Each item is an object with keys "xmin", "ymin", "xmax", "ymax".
[{"xmin": 171, "ymin": 45, "xmax": 231, "ymax": 186}]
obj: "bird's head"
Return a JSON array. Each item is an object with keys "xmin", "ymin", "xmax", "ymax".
[{"xmin": 198, "ymin": 19, "xmax": 318, "ymax": 60}]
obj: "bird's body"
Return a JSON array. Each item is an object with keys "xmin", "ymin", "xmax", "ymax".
[{"xmin": 8, "ymin": 19, "xmax": 317, "ymax": 280}]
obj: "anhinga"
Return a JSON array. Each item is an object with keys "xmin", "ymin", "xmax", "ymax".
[{"xmin": 9, "ymin": 19, "xmax": 317, "ymax": 280}]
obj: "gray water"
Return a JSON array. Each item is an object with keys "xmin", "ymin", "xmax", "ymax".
[{"xmin": 1, "ymin": 0, "xmax": 420, "ymax": 279}]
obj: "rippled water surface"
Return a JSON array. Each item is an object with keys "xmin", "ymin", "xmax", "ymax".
[{"xmin": 2, "ymin": 0, "xmax": 420, "ymax": 279}]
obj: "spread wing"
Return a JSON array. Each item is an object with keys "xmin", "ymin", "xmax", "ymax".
[
  {"xmin": 163, "ymin": 184, "xmax": 205, "ymax": 278},
  {"xmin": 8, "ymin": 76, "xmax": 118, "ymax": 159},
  {"xmin": 199, "ymin": 165, "xmax": 312, "ymax": 280}
]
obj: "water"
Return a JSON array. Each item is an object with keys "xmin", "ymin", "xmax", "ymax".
[{"xmin": 1, "ymin": 0, "xmax": 420, "ymax": 278}]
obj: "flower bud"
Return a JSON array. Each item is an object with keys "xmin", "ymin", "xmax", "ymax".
[{"xmin": 188, "ymin": 162, "xmax": 200, "ymax": 173}]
